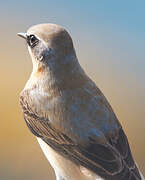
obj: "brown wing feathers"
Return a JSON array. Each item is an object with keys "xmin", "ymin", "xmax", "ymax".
[{"xmin": 20, "ymin": 94, "xmax": 141, "ymax": 180}]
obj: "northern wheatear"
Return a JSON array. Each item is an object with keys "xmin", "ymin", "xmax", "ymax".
[{"xmin": 18, "ymin": 24, "xmax": 144, "ymax": 180}]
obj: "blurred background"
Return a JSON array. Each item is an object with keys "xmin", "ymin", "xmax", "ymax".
[{"xmin": 0, "ymin": 0, "xmax": 145, "ymax": 179}]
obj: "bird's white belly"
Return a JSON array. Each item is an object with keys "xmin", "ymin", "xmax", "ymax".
[{"xmin": 37, "ymin": 137, "xmax": 103, "ymax": 180}]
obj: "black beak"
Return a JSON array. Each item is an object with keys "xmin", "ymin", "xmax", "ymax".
[{"xmin": 17, "ymin": 32, "xmax": 27, "ymax": 39}]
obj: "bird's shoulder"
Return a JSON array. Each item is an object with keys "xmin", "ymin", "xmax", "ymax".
[{"xmin": 19, "ymin": 80, "xmax": 120, "ymax": 142}]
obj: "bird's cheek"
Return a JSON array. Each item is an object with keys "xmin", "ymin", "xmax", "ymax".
[{"xmin": 33, "ymin": 44, "xmax": 50, "ymax": 62}]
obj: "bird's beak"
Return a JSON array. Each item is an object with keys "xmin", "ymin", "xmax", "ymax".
[{"xmin": 17, "ymin": 32, "xmax": 27, "ymax": 39}]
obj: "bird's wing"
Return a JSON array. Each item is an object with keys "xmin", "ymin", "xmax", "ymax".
[{"xmin": 20, "ymin": 87, "xmax": 141, "ymax": 180}]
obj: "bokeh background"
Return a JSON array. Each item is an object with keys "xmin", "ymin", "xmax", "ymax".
[{"xmin": 0, "ymin": 1, "xmax": 145, "ymax": 179}]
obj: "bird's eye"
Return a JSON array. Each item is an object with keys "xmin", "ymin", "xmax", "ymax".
[{"xmin": 27, "ymin": 35, "xmax": 39, "ymax": 47}]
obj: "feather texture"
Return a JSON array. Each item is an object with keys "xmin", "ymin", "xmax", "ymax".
[{"xmin": 20, "ymin": 80, "xmax": 142, "ymax": 180}]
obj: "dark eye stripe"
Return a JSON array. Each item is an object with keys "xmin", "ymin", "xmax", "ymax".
[{"xmin": 27, "ymin": 34, "xmax": 39, "ymax": 48}]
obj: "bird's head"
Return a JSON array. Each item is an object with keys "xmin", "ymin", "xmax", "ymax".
[
  {"xmin": 18, "ymin": 24, "xmax": 86, "ymax": 90},
  {"xmin": 18, "ymin": 24, "xmax": 78, "ymax": 74}
]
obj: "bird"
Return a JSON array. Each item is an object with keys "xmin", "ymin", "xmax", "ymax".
[{"xmin": 18, "ymin": 23, "xmax": 144, "ymax": 180}]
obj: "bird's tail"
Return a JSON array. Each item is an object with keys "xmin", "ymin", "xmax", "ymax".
[
  {"xmin": 136, "ymin": 164, "xmax": 145, "ymax": 180},
  {"xmin": 140, "ymin": 172, "xmax": 145, "ymax": 180}
]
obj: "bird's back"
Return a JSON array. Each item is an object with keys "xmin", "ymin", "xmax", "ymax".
[{"xmin": 20, "ymin": 77, "xmax": 142, "ymax": 180}]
